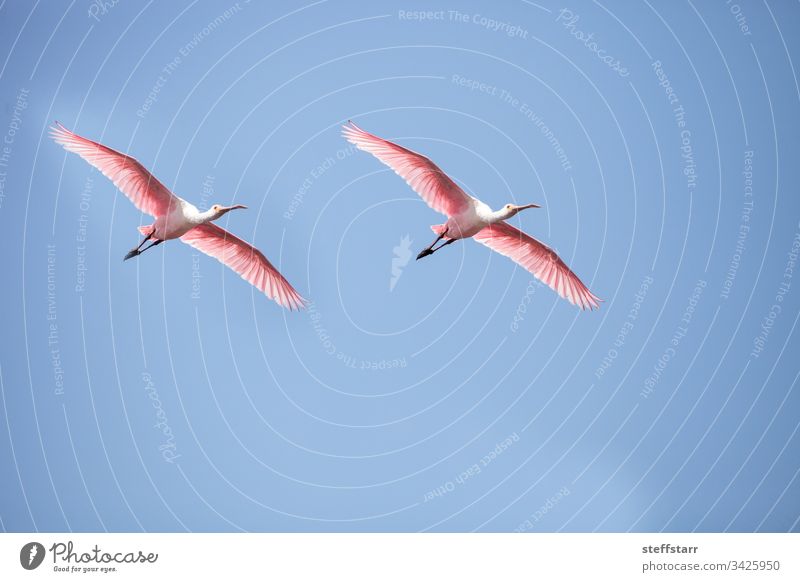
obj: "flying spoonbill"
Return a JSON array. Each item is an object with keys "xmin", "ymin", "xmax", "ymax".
[
  {"xmin": 51, "ymin": 123, "xmax": 306, "ymax": 310},
  {"xmin": 343, "ymin": 121, "xmax": 600, "ymax": 310}
]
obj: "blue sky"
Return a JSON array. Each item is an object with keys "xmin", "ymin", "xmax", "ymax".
[{"xmin": 0, "ymin": 0, "xmax": 798, "ymax": 532}]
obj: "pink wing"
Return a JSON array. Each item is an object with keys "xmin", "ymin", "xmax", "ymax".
[
  {"xmin": 342, "ymin": 121, "xmax": 474, "ymax": 217},
  {"xmin": 181, "ymin": 223, "xmax": 306, "ymax": 310},
  {"xmin": 50, "ymin": 122, "xmax": 179, "ymax": 217},
  {"xmin": 474, "ymin": 221, "xmax": 601, "ymax": 310}
]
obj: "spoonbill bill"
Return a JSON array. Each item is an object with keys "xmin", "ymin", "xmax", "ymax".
[
  {"xmin": 343, "ymin": 121, "xmax": 601, "ymax": 310},
  {"xmin": 51, "ymin": 123, "xmax": 306, "ymax": 310}
]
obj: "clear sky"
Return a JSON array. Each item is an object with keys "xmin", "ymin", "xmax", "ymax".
[{"xmin": 0, "ymin": 0, "xmax": 798, "ymax": 532}]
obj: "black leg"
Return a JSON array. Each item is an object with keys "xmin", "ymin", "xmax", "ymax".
[
  {"xmin": 417, "ymin": 231, "xmax": 447, "ymax": 261},
  {"xmin": 124, "ymin": 236, "xmax": 162, "ymax": 261},
  {"xmin": 433, "ymin": 238, "xmax": 457, "ymax": 252},
  {"xmin": 124, "ymin": 232, "xmax": 152, "ymax": 261},
  {"xmin": 424, "ymin": 237, "xmax": 457, "ymax": 256},
  {"xmin": 139, "ymin": 239, "xmax": 163, "ymax": 254}
]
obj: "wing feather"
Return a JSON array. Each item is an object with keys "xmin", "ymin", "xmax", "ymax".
[
  {"xmin": 181, "ymin": 223, "xmax": 306, "ymax": 310},
  {"xmin": 474, "ymin": 221, "xmax": 601, "ymax": 310},
  {"xmin": 342, "ymin": 121, "xmax": 474, "ymax": 217},
  {"xmin": 50, "ymin": 122, "xmax": 179, "ymax": 217}
]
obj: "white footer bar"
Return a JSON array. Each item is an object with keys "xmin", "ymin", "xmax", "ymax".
[{"xmin": 1, "ymin": 533, "xmax": 797, "ymax": 580}]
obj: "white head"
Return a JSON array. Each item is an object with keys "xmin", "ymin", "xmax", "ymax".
[
  {"xmin": 208, "ymin": 203, "xmax": 248, "ymax": 220},
  {"xmin": 498, "ymin": 202, "xmax": 541, "ymax": 220}
]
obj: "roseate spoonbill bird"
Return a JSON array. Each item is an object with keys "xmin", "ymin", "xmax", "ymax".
[
  {"xmin": 51, "ymin": 123, "xmax": 306, "ymax": 310},
  {"xmin": 343, "ymin": 121, "xmax": 601, "ymax": 310}
]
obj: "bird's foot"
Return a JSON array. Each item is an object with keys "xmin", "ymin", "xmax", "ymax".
[
  {"xmin": 123, "ymin": 248, "xmax": 140, "ymax": 261},
  {"xmin": 416, "ymin": 248, "xmax": 434, "ymax": 261}
]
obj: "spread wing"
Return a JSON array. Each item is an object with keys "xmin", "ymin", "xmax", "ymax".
[
  {"xmin": 474, "ymin": 221, "xmax": 601, "ymax": 310},
  {"xmin": 342, "ymin": 121, "xmax": 474, "ymax": 217},
  {"xmin": 50, "ymin": 122, "xmax": 179, "ymax": 217},
  {"xmin": 181, "ymin": 223, "xmax": 306, "ymax": 310}
]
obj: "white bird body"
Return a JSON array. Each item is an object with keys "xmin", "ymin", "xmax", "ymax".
[
  {"xmin": 147, "ymin": 199, "xmax": 231, "ymax": 240},
  {"xmin": 343, "ymin": 121, "xmax": 601, "ymax": 310},
  {"xmin": 149, "ymin": 199, "xmax": 200, "ymax": 240},
  {"xmin": 51, "ymin": 123, "xmax": 306, "ymax": 310},
  {"xmin": 439, "ymin": 198, "xmax": 511, "ymax": 240}
]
